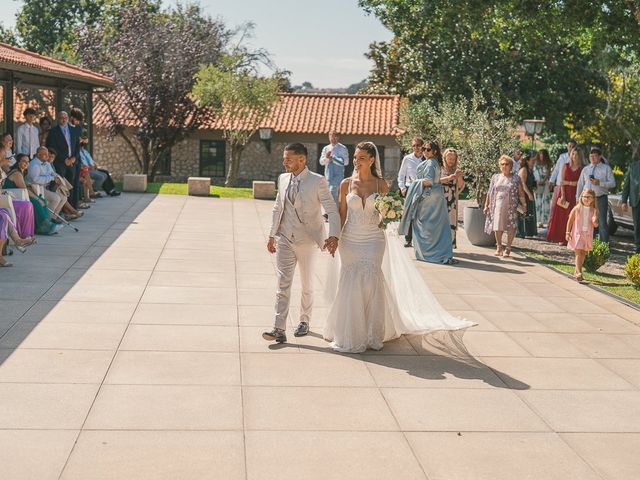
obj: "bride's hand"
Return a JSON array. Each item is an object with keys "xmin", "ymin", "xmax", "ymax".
[{"xmin": 324, "ymin": 236, "xmax": 339, "ymax": 256}]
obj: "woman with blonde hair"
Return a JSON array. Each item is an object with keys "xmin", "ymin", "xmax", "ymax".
[
  {"xmin": 566, "ymin": 188, "xmax": 598, "ymax": 282},
  {"xmin": 546, "ymin": 148, "xmax": 583, "ymax": 244},
  {"xmin": 441, "ymin": 148, "xmax": 464, "ymax": 248},
  {"xmin": 483, "ymin": 155, "xmax": 526, "ymax": 257}
]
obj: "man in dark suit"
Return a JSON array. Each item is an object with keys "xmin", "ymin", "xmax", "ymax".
[
  {"xmin": 47, "ymin": 110, "xmax": 81, "ymax": 208},
  {"xmin": 621, "ymin": 159, "xmax": 640, "ymax": 253}
]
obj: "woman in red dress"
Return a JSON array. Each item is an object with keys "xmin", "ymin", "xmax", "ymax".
[{"xmin": 546, "ymin": 149, "xmax": 584, "ymax": 244}]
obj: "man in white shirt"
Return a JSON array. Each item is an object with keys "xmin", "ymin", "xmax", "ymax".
[
  {"xmin": 28, "ymin": 146, "xmax": 65, "ymax": 215},
  {"xmin": 549, "ymin": 139, "xmax": 578, "ymax": 191},
  {"xmin": 15, "ymin": 108, "xmax": 40, "ymax": 159},
  {"xmin": 576, "ymin": 146, "xmax": 616, "ymax": 243},
  {"xmin": 319, "ymin": 130, "xmax": 349, "ymax": 206},
  {"xmin": 397, "ymin": 137, "xmax": 425, "ymax": 247}
]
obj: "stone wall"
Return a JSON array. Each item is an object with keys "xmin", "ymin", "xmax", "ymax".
[{"xmin": 93, "ymin": 127, "xmax": 402, "ymax": 186}]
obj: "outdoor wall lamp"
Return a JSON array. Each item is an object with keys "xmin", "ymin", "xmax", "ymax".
[
  {"xmin": 259, "ymin": 127, "xmax": 273, "ymax": 153},
  {"xmin": 523, "ymin": 118, "xmax": 545, "ymax": 155}
]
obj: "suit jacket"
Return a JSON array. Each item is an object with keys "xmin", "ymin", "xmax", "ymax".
[
  {"xmin": 621, "ymin": 161, "xmax": 640, "ymax": 207},
  {"xmin": 46, "ymin": 124, "xmax": 80, "ymax": 161},
  {"xmin": 270, "ymin": 168, "xmax": 341, "ymax": 247}
]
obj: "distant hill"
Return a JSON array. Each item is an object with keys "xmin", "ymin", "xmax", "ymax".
[{"xmin": 292, "ymin": 79, "xmax": 369, "ymax": 94}]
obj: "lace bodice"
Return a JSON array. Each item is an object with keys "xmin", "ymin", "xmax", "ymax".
[{"xmin": 345, "ymin": 192, "xmax": 380, "ymax": 227}]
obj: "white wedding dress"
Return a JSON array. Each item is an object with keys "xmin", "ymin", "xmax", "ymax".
[{"xmin": 323, "ymin": 190, "xmax": 475, "ymax": 353}]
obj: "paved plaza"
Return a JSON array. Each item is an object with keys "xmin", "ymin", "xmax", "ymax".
[{"xmin": 1, "ymin": 193, "xmax": 640, "ymax": 480}]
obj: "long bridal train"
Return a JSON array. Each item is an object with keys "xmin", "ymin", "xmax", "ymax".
[{"xmin": 322, "ymin": 219, "xmax": 476, "ymax": 354}]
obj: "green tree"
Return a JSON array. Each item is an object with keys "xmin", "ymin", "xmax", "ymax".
[
  {"xmin": 193, "ymin": 55, "xmax": 283, "ymax": 187},
  {"xmin": 78, "ymin": 1, "xmax": 231, "ymax": 179},
  {"xmin": 401, "ymin": 92, "xmax": 517, "ymax": 205},
  {"xmin": 2, "ymin": 0, "xmax": 160, "ymax": 61},
  {"xmin": 358, "ymin": 0, "xmax": 639, "ymax": 134}
]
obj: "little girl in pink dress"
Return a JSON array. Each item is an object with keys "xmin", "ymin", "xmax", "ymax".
[{"xmin": 566, "ymin": 189, "xmax": 598, "ymax": 282}]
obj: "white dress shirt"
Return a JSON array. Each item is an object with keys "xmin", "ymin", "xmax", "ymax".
[
  {"xmin": 15, "ymin": 123, "xmax": 41, "ymax": 158},
  {"xmin": 397, "ymin": 153, "xmax": 424, "ymax": 188},
  {"xmin": 28, "ymin": 157, "xmax": 56, "ymax": 186},
  {"xmin": 576, "ymin": 162, "xmax": 616, "ymax": 199},
  {"xmin": 550, "ymin": 152, "xmax": 569, "ymax": 186}
]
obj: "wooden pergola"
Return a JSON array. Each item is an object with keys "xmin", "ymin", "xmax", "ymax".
[{"xmin": 0, "ymin": 42, "xmax": 113, "ymax": 148}]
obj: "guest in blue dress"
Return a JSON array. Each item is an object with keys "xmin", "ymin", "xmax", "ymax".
[{"xmin": 399, "ymin": 141, "xmax": 456, "ymax": 265}]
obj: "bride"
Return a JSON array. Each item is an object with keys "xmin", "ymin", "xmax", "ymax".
[{"xmin": 323, "ymin": 141, "xmax": 475, "ymax": 353}]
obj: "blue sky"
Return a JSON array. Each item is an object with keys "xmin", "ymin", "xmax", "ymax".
[{"xmin": 1, "ymin": 0, "xmax": 392, "ymax": 88}]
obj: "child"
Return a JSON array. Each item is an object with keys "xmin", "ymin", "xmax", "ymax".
[{"xmin": 566, "ymin": 188, "xmax": 598, "ymax": 282}]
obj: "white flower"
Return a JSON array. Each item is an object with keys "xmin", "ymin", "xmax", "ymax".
[{"xmin": 393, "ymin": 200, "xmax": 402, "ymax": 207}]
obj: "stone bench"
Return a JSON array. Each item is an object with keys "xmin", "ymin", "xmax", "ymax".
[
  {"xmin": 253, "ymin": 180, "xmax": 276, "ymax": 200},
  {"xmin": 122, "ymin": 174, "xmax": 147, "ymax": 192},
  {"xmin": 188, "ymin": 177, "xmax": 211, "ymax": 196}
]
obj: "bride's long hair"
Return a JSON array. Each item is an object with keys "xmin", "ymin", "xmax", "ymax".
[{"xmin": 355, "ymin": 141, "xmax": 383, "ymax": 178}]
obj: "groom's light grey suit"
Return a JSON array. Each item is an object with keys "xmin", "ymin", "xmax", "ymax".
[{"xmin": 270, "ymin": 167, "xmax": 341, "ymax": 330}]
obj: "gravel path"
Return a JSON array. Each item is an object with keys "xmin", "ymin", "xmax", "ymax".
[{"xmin": 458, "ymin": 200, "xmax": 636, "ymax": 277}]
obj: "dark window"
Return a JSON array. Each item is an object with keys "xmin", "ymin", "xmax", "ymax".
[
  {"xmin": 200, "ymin": 140, "xmax": 226, "ymax": 177},
  {"xmin": 154, "ymin": 148, "xmax": 171, "ymax": 176},
  {"xmin": 316, "ymin": 144, "xmax": 385, "ymax": 177}
]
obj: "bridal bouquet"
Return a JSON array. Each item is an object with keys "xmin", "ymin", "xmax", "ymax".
[{"xmin": 374, "ymin": 191, "xmax": 404, "ymax": 229}]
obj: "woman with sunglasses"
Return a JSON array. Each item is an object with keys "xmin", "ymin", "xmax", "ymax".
[{"xmin": 399, "ymin": 141, "xmax": 457, "ymax": 264}]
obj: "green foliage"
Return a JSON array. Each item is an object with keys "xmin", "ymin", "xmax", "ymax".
[
  {"xmin": 584, "ymin": 239, "xmax": 611, "ymax": 273},
  {"xmin": 193, "ymin": 55, "xmax": 282, "ymax": 187},
  {"xmin": 359, "ymin": 0, "xmax": 608, "ymax": 134},
  {"xmin": 625, "ymin": 254, "xmax": 640, "ymax": 289},
  {"xmin": 400, "ymin": 91, "xmax": 517, "ymax": 205},
  {"xmin": 78, "ymin": 1, "xmax": 231, "ymax": 179}
]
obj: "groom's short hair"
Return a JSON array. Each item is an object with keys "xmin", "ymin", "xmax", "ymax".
[{"xmin": 284, "ymin": 143, "xmax": 307, "ymax": 157}]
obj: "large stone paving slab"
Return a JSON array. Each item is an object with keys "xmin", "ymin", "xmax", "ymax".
[{"xmin": 1, "ymin": 193, "xmax": 640, "ymax": 479}]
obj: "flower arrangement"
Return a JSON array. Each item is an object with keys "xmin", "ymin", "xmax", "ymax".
[{"xmin": 374, "ymin": 191, "xmax": 404, "ymax": 229}]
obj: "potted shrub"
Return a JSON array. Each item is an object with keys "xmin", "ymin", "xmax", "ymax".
[{"xmin": 400, "ymin": 92, "xmax": 517, "ymax": 246}]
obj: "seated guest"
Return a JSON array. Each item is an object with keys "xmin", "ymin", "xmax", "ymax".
[
  {"xmin": 0, "ymin": 207, "xmax": 33, "ymax": 267},
  {"xmin": 1, "ymin": 148, "xmax": 35, "ymax": 240},
  {"xmin": 39, "ymin": 116, "xmax": 52, "ymax": 146},
  {"xmin": 15, "ymin": 108, "xmax": 40, "ymax": 159},
  {"xmin": 28, "ymin": 146, "xmax": 66, "ymax": 216},
  {"xmin": 2, "ymin": 132, "xmax": 16, "ymax": 167},
  {"xmin": 79, "ymin": 135, "xmax": 120, "ymax": 196},
  {"xmin": 47, "ymin": 147, "xmax": 84, "ymax": 221},
  {"xmin": 6, "ymin": 154, "xmax": 61, "ymax": 235}
]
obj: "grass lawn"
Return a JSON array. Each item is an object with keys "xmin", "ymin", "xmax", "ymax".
[
  {"xmin": 525, "ymin": 252, "xmax": 640, "ymax": 306},
  {"xmin": 115, "ymin": 182, "xmax": 253, "ymax": 198}
]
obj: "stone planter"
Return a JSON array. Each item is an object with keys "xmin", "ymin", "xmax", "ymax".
[{"xmin": 463, "ymin": 205, "xmax": 496, "ymax": 246}]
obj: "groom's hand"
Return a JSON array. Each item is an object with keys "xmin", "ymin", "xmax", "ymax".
[
  {"xmin": 324, "ymin": 236, "xmax": 338, "ymax": 256},
  {"xmin": 267, "ymin": 237, "xmax": 276, "ymax": 254}
]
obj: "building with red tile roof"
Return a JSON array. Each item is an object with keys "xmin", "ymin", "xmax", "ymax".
[{"xmin": 93, "ymin": 92, "xmax": 404, "ymax": 185}]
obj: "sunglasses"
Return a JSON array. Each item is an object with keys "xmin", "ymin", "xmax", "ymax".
[
  {"xmin": 499, "ymin": 162, "xmax": 509, "ymax": 166},
  {"xmin": 423, "ymin": 147, "xmax": 432, "ymax": 152}
]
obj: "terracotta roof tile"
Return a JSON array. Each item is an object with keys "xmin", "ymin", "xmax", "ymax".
[
  {"xmin": 0, "ymin": 42, "xmax": 114, "ymax": 88},
  {"xmin": 94, "ymin": 92, "xmax": 401, "ymax": 137}
]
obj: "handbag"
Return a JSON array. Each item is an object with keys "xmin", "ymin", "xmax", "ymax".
[
  {"xmin": 557, "ymin": 196, "xmax": 569, "ymax": 209},
  {"xmin": 2, "ymin": 188, "xmax": 29, "ymax": 201}
]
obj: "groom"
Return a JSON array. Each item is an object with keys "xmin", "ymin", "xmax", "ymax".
[{"xmin": 263, "ymin": 143, "xmax": 341, "ymax": 343}]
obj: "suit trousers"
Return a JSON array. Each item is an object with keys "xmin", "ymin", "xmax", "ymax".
[
  {"xmin": 633, "ymin": 206, "xmax": 640, "ymax": 253},
  {"xmin": 43, "ymin": 189, "xmax": 65, "ymax": 214},
  {"xmin": 274, "ymin": 233, "xmax": 316, "ymax": 330},
  {"xmin": 596, "ymin": 195, "xmax": 609, "ymax": 243}
]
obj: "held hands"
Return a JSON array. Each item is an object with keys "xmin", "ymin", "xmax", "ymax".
[
  {"xmin": 266, "ymin": 237, "xmax": 276, "ymax": 254},
  {"xmin": 323, "ymin": 236, "xmax": 339, "ymax": 257}
]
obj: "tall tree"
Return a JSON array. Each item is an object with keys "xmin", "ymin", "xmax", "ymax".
[
  {"xmin": 358, "ymin": 0, "xmax": 632, "ymax": 134},
  {"xmin": 193, "ymin": 55, "xmax": 283, "ymax": 187},
  {"xmin": 78, "ymin": 1, "xmax": 231, "ymax": 179}
]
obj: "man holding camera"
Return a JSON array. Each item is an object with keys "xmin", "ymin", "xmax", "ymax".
[{"xmin": 576, "ymin": 147, "xmax": 616, "ymax": 243}]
